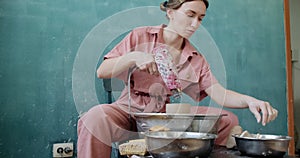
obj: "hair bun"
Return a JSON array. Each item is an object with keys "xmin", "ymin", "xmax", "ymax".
[{"xmin": 160, "ymin": 1, "xmax": 168, "ymax": 11}]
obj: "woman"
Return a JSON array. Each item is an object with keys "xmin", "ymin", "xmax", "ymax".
[{"xmin": 77, "ymin": 0, "xmax": 278, "ymax": 157}]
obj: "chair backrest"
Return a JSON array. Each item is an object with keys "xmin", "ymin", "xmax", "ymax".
[{"xmin": 103, "ymin": 78, "xmax": 125, "ymax": 103}]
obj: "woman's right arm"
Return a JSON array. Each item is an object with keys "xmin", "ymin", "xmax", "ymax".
[{"xmin": 96, "ymin": 51, "xmax": 158, "ymax": 79}]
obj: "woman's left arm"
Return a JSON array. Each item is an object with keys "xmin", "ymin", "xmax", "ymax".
[{"xmin": 205, "ymin": 83, "xmax": 278, "ymax": 126}]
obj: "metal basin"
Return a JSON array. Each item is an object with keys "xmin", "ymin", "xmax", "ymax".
[
  {"xmin": 145, "ymin": 131, "xmax": 216, "ymax": 158},
  {"xmin": 133, "ymin": 113, "xmax": 226, "ymax": 134},
  {"xmin": 233, "ymin": 134, "xmax": 292, "ymax": 157}
]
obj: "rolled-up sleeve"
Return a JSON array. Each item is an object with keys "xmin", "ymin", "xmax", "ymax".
[
  {"xmin": 104, "ymin": 31, "xmax": 136, "ymax": 59},
  {"xmin": 103, "ymin": 31, "xmax": 137, "ymax": 81}
]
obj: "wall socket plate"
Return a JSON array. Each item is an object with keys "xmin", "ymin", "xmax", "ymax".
[
  {"xmin": 292, "ymin": 49, "xmax": 299, "ymax": 62},
  {"xmin": 53, "ymin": 142, "xmax": 73, "ymax": 157}
]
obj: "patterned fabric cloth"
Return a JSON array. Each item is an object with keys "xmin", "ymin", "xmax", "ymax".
[{"xmin": 153, "ymin": 45, "xmax": 182, "ymax": 101}]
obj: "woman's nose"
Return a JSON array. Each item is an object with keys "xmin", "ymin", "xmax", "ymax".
[{"xmin": 191, "ymin": 18, "xmax": 200, "ymax": 28}]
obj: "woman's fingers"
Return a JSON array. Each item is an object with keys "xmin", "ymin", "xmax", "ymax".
[
  {"xmin": 263, "ymin": 102, "xmax": 278, "ymax": 124},
  {"xmin": 134, "ymin": 52, "xmax": 159, "ymax": 75},
  {"xmin": 137, "ymin": 62, "xmax": 158, "ymax": 75},
  {"xmin": 138, "ymin": 63, "xmax": 154, "ymax": 74},
  {"xmin": 249, "ymin": 101, "xmax": 278, "ymax": 126},
  {"xmin": 259, "ymin": 102, "xmax": 268, "ymax": 126},
  {"xmin": 265, "ymin": 102, "xmax": 273, "ymax": 124},
  {"xmin": 150, "ymin": 62, "xmax": 158, "ymax": 75}
]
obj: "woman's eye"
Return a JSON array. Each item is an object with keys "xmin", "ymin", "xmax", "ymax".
[
  {"xmin": 186, "ymin": 12, "xmax": 194, "ymax": 17},
  {"xmin": 188, "ymin": 14, "xmax": 194, "ymax": 17}
]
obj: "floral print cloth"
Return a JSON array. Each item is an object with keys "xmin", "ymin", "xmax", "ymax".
[{"xmin": 153, "ymin": 45, "xmax": 182, "ymax": 101}]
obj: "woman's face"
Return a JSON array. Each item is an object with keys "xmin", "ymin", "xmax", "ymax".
[{"xmin": 167, "ymin": 1, "xmax": 207, "ymax": 38}]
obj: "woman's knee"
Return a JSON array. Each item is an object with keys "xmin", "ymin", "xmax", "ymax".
[{"xmin": 220, "ymin": 110, "xmax": 239, "ymax": 128}]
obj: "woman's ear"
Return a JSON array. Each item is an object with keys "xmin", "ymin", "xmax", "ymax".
[{"xmin": 166, "ymin": 9, "xmax": 174, "ymax": 20}]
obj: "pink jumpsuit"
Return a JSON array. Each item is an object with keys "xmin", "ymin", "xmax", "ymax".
[{"xmin": 77, "ymin": 25, "xmax": 239, "ymax": 158}]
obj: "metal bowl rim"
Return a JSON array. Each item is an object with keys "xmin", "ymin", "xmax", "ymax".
[
  {"xmin": 233, "ymin": 134, "xmax": 292, "ymax": 141},
  {"xmin": 133, "ymin": 112, "xmax": 227, "ymax": 119},
  {"xmin": 145, "ymin": 131, "xmax": 217, "ymax": 140}
]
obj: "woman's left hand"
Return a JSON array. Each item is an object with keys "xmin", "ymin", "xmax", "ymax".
[{"xmin": 248, "ymin": 100, "xmax": 278, "ymax": 126}]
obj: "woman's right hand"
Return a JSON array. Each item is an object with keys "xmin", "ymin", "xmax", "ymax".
[{"xmin": 133, "ymin": 51, "xmax": 159, "ymax": 76}]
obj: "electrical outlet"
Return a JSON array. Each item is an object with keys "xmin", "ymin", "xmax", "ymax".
[{"xmin": 53, "ymin": 142, "xmax": 73, "ymax": 157}]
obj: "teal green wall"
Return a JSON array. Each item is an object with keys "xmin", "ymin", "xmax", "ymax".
[
  {"xmin": 0, "ymin": 0, "xmax": 287, "ymax": 157},
  {"xmin": 203, "ymin": 0, "xmax": 287, "ymax": 135}
]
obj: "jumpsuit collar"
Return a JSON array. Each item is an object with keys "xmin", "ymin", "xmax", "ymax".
[{"xmin": 147, "ymin": 24, "xmax": 199, "ymax": 66}]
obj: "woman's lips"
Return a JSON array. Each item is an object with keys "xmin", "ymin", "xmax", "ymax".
[{"xmin": 186, "ymin": 29, "xmax": 195, "ymax": 36}]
